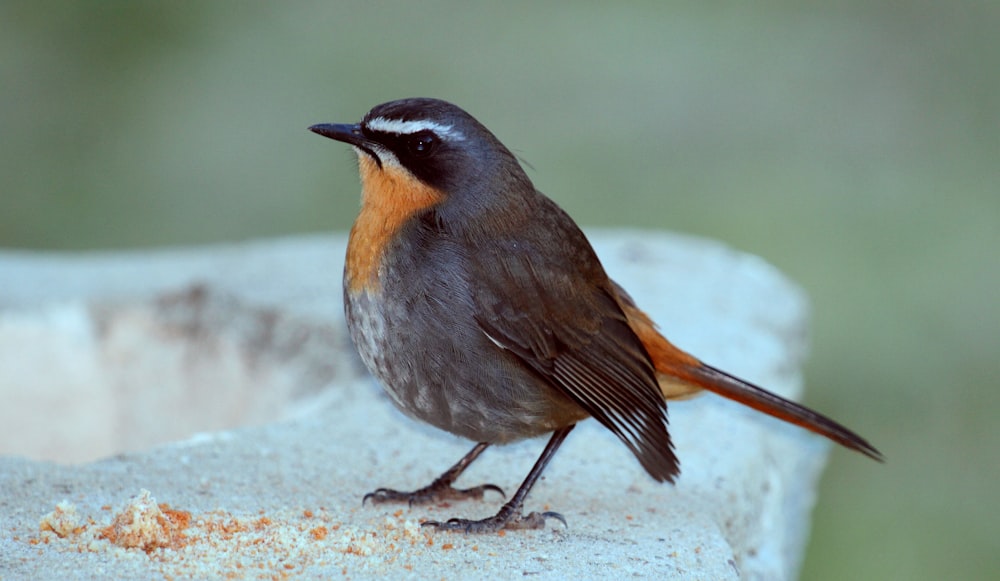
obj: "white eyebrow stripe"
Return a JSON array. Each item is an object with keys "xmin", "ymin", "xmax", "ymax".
[{"xmin": 365, "ymin": 117, "xmax": 465, "ymax": 140}]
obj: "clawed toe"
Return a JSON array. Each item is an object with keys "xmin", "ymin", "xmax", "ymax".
[
  {"xmin": 362, "ymin": 482, "xmax": 506, "ymax": 507},
  {"xmin": 421, "ymin": 509, "xmax": 566, "ymax": 533},
  {"xmin": 535, "ymin": 510, "xmax": 567, "ymax": 529},
  {"xmin": 361, "ymin": 430, "xmax": 574, "ymax": 535},
  {"xmin": 361, "ymin": 488, "xmax": 411, "ymax": 506}
]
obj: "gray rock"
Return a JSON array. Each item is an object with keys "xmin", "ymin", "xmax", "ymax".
[{"xmin": 0, "ymin": 231, "xmax": 826, "ymax": 580}]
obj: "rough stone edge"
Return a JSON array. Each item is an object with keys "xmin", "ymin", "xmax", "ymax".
[{"xmin": 0, "ymin": 231, "xmax": 825, "ymax": 580}]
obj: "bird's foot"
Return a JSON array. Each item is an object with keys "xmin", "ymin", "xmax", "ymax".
[
  {"xmin": 422, "ymin": 507, "xmax": 566, "ymax": 533},
  {"xmin": 363, "ymin": 481, "xmax": 505, "ymax": 507}
]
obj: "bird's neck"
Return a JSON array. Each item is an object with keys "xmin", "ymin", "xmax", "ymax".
[{"xmin": 345, "ymin": 156, "xmax": 445, "ymax": 294}]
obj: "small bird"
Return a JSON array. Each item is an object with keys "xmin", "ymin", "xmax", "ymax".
[{"xmin": 309, "ymin": 98, "xmax": 882, "ymax": 533}]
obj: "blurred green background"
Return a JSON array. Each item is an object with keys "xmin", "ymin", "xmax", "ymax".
[{"xmin": 2, "ymin": 1, "xmax": 997, "ymax": 578}]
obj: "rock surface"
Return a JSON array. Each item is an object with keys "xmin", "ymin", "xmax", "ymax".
[{"xmin": 0, "ymin": 231, "xmax": 826, "ymax": 580}]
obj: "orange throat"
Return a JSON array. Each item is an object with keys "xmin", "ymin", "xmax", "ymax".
[{"xmin": 346, "ymin": 155, "xmax": 445, "ymax": 294}]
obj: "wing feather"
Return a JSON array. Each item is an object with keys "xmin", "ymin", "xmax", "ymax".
[{"xmin": 472, "ymin": 245, "xmax": 679, "ymax": 482}]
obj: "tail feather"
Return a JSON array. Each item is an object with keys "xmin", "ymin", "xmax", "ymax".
[
  {"xmin": 611, "ymin": 282, "xmax": 883, "ymax": 461},
  {"xmin": 687, "ymin": 363, "xmax": 884, "ymax": 461}
]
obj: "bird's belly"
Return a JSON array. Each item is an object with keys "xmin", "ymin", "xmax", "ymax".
[{"xmin": 344, "ymin": 288, "xmax": 586, "ymax": 444}]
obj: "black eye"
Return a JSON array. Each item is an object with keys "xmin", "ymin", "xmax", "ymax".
[{"xmin": 405, "ymin": 131, "xmax": 438, "ymax": 158}]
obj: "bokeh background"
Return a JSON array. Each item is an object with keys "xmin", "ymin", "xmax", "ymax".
[{"xmin": 2, "ymin": 1, "xmax": 997, "ymax": 579}]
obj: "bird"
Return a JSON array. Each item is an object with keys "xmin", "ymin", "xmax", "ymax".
[{"xmin": 308, "ymin": 97, "xmax": 882, "ymax": 533}]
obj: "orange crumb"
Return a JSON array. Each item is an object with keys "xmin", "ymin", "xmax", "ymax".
[
  {"xmin": 159, "ymin": 505, "xmax": 192, "ymax": 530},
  {"xmin": 39, "ymin": 501, "xmax": 83, "ymax": 538},
  {"xmin": 205, "ymin": 518, "xmax": 248, "ymax": 538},
  {"xmin": 101, "ymin": 505, "xmax": 111, "ymax": 511},
  {"xmin": 393, "ymin": 509, "xmax": 404, "ymax": 517},
  {"xmin": 310, "ymin": 526, "xmax": 328, "ymax": 541},
  {"xmin": 625, "ymin": 515, "xmax": 634, "ymax": 521},
  {"xmin": 254, "ymin": 517, "xmax": 272, "ymax": 530},
  {"xmin": 303, "ymin": 510, "xmax": 314, "ymax": 518},
  {"xmin": 471, "ymin": 545, "xmax": 478, "ymax": 551},
  {"xmin": 283, "ymin": 563, "xmax": 294, "ymax": 570},
  {"xmin": 441, "ymin": 543, "xmax": 454, "ymax": 550},
  {"xmin": 99, "ymin": 493, "xmax": 189, "ymax": 553},
  {"xmin": 497, "ymin": 530, "xmax": 506, "ymax": 537}
]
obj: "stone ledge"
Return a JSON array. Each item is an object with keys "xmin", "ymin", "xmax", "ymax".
[{"xmin": 0, "ymin": 231, "xmax": 823, "ymax": 580}]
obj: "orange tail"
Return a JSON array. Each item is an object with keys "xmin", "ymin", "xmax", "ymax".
[
  {"xmin": 612, "ymin": 282, "xmax": 884, "ymax": 462},
  {"xmin": 679, "ymin": 363, "xmax": 884, "ymax": 461},
  {"xmin": 616, "ymin": 290, "xmax": 883, "ymax": 461}
]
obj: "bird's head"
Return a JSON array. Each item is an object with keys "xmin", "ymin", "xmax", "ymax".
[{"xmin": 310, "ymin": 98, "xmax": 523, "ymax": 198}]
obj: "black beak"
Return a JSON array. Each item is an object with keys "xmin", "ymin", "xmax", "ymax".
[
  {"xmin": 309, "ymin": 122, "xmax": 382, "ymax": 166},
  {"xmin": 308, "ymin": 123, "xmax": 366, "ymax": 146}
]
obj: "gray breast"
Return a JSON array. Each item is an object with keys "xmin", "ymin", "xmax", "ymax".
[{"xmin": 343, "ymin": 277, "xmax": 587, "ymax": 444}]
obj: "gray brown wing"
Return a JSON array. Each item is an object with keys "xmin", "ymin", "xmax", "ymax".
[{"xmin": 471, "ymin": 249, "xmax": 679, "ymax": 483}]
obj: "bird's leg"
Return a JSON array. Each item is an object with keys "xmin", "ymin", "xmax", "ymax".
[
  {"xmin": 422, "ymin": 424, "xmax": 575, "ymax": 533},
  {"xmin": 363, "ymin": 442, "xmax": 505, "ymax": 506}
]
